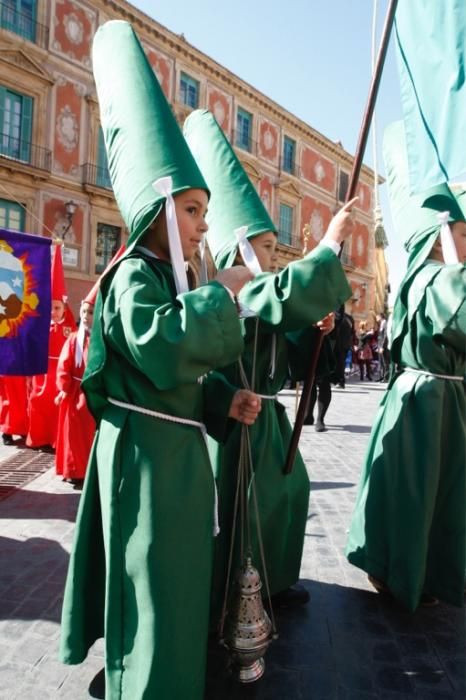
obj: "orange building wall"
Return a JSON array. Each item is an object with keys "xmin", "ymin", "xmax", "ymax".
[
  {"xmin": 258, "ymin": 119, "xmax": 279, "ymax": 164},
  {"xmin": 207, "ymin": 87, "xmax": 231, "ymax": 133},
  {"xmin": 301, "ymin": 146, "xmax": 336, "ymax": 194},
  {"xmin": 53, "ymin": 80, "xmax": 82, "ymax": 176}
]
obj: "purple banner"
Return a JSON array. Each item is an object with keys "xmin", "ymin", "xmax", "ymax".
[{"xmin": 0, "ymin": 229, "xmax": 51, "ymax": 375}]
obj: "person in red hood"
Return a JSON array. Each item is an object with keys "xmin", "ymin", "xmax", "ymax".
[{"xmin": 55, "ymin": 297, "xmax": 96, "ymax": 487}]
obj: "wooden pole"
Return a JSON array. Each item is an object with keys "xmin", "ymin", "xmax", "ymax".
[{"xmin": 283, "ymin": 0, "xmax": 399, "ymax": 475}]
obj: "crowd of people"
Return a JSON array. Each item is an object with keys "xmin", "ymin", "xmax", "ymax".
[{"xmin": 0, "ymin": 19, "xmax": 464, "ymax": 700}]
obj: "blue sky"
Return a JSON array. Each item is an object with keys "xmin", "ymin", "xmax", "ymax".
[{"xmin": 132, "ymin": 0, "xmax": 407, "ymax": 301}]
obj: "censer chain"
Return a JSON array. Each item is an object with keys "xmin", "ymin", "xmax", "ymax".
[{"xmin": 219, "ymin": 319, "xmax": 278, "ymax": 639}]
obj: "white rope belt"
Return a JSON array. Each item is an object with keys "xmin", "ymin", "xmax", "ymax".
[
  {"xmin": 72, "ymin": 376, "xmax": 82, "ymax": 382},
  {"xmin": 257, "ymin": 393, "xmax": 278, "ymax": 400},
  {"xmin": 107, "ymin": 397, "xmax": 219, "ymax": 536},
  {"xmin": 403, "ymin": 367, "xmax": 464, "ymax": 382}
]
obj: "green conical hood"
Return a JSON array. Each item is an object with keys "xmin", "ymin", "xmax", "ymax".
[
  {"xmin": 383, "ymin": 121, "xmax": 466, "ymax": 364},
  {"xmin": 383, "ymin": 121, "xmax": 465, "ymax": 262},
  {"xmin": 183, "ymin": 109, "xmax": 277, "ymax": 268},
  {"xmin": 92, "ymin": 21, "xmax": 208, "ymax": 246}
]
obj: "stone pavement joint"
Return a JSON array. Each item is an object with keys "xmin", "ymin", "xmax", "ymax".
[{"xmin": 0, "ymin": 379, "xmax": 464, "ymax": 699}]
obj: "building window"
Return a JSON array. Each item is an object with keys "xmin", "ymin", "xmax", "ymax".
[
  {"xmin": 96, "ymin": 127, "xmax": 112, "ymax": 189},
  {"xmin": 282, "ymin": 136, "xmax": 296, "ymax": 174},
  {"xmin": 278, "ymin": 203, "xmax": 293, "ymax": 246},
  {"xmin": 0, "ymin": 86, "xmax": 33, "ymax": 163},
  {"xmin": 1, "ymin": 0, "xmax": 36, "ymax": 42},
  {"xmin": 0, "ymin": 198, "xmax": 24, "ymax": 231},
  {"xmin": 236, "ymin": 107, "xmax": 252, "ymax": 152},
  {"xmin": 95, "ymin": 223, "xmax": 121, "ymax": 274},
  {"xmin": 338, "ymin": 170, "xmax": 349, "ymax": 202},
  {"xmin": 179, "ymin": 73, "xmax": 199, "ymax": 109}
]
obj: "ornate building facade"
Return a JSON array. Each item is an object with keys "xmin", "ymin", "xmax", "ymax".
[{"xmin": 0, "ymin": 0, "xmax": 388, "ymax": 319}]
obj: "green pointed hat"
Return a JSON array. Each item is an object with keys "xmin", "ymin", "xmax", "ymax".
[
  {"xmin": 383, "ymin": 121, "xmax": 465, "ymax": 264},
  {"xmin": 384, "ymin": 121, "xmax": 466, "ymax": 363},
  {"xmin": 92, "ymin": 21, "xmax": 208, "ymax": 249},
  {"xmin": 183, "ymin": 109, "xmax": 277, "ymax": 269}
]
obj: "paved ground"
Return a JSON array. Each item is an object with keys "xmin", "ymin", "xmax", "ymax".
[{"xmin": 0, "ymin": 377, "xmax": 464, "ymax": 699}]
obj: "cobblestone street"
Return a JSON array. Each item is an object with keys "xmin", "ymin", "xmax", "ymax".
[{"xmin": 0, "ymin": 379, "xmax": 464, "ymax": 699}]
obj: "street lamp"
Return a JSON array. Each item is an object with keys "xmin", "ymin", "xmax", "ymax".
[{"xmin": 62, "ymin": 200, "xmax": 77, "ymax": 241}]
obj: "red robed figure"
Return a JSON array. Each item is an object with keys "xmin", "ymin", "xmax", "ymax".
[
  {"xmin": 55, "ymin": 331, "xmax": 95, "ymax": 480},
  {"xmin": 0, "ymin": 375, "xmax": 29, "ymax": 437}
]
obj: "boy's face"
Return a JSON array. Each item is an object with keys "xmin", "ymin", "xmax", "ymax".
[
  {"xmin": 431, "ymin": 221, "xmax": 466, "ymax": 263},
  {"xmin": 451, "ymin": 221, "xmax": 466, "ymax": 263},
  {"xmin": 51, "ymin": 300, "xmax": 65, "ymax": 322},
  {"xmin": 147, "ymin": 189, "xmax": 209, "ymax": 262},
  {"xmin": 249, "ymin": 232, "xmax": 278, "ymax": 272},
  {"xmin": 80, "ymin": 302, "xmax": 94, "ymax": 331}
]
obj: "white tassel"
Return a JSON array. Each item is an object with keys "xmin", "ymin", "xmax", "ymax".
[
  {"xmin": 235, "ymin": 226, "xmax": 263, "ymax": 276},
  {"xmin": 437, "ymin": 211, "xmax": 459, "ymax": 264},
  {"xmin": 152, "ymin": 176, "xmax": 189, "ymax": 294},
  {"xmin": 74, "ymin": 323, "xmax": 85, "ymax": 367},
  {"xmin": 199, "ymin": 235, "xmax": 209, "ymax": 285}
]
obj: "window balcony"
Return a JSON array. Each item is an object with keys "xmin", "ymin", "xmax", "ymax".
[
  {"xmin": 82, "ymin": 162, "xmax": 112, "ymax": 190},
  {"xmin": 277, "ymin": 231, "xmax": 302, "ymax": 250},
  {"xmin": 0, "ymin": 2, "xmax": 49, "ymax": 48},
  {"xmin": 279, "ymin": 155, "xmax": 300, "ymax": 178},
  {"xmin": 233, "ymin": 130, "xmax": 256, "ymax": 155},
  {"xmin": 0, "ymin": 132, "xmax": 51, "ymax": 172}
]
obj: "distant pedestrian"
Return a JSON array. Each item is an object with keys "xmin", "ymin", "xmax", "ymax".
[{"xmin": 355, "ymin": 321, "xmax": 373, "ymax": 381}]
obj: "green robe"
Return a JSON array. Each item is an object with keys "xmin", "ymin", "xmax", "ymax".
[
  {"xmin": 207, "ymin": 246, "xmax": 351, "ymax": 621},
  {"xmin": 59, "ymin": 253, "xmax": 243, "ymax": 699},
  {"xmin": 346, "ymin": 262, "xmax": 466, "ymax": 611}
]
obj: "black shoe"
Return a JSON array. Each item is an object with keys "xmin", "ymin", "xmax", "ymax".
[
  {"xmin": 37, "ymin": 444, "xmax": 54, "ymax": 454},
  {"xmin": 88, "ymin": 667, "xmax": 105, "ymax": 699},
  {"xmin": 2, "ymin": 433, "xmax": 14, "ymax": 445},
  {"xmin": 303, "ymin": 415, "xmax": 314, "ymax": 426},
  {"xmin": 315, "ymin": 421, "xmax": 327, "ymax": 432},
  {"xmin": 269, "ymin": 584, "xmax": 310, "ymax": 609},
  {"xmin": 71, "ymin": 479, "xmax": 84, "ymax": 490},
  {"xmin": 338, "ymin": 382, "xmax": 345, "ymax": 389}
]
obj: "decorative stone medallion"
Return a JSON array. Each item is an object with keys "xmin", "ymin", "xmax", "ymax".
[
  {"xmin": 56, "ymin": 105, "xmax": 79, "ymax": 152},
  {"xmin": 314, "ymin": 160, "xmax": 325, "ymax": 182},
  {"xmin": 213, "ymin": 100, "xmax": 225, "ymax": 126},
  {"xmin": 64, "ymin": 13, "xmax": 84, "ymax": 45},
  {"xmin": 310, "ymin": 210, "xmax": 324, "ymax": 241}
]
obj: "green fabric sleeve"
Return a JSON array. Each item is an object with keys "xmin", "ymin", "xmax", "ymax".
[
  {"xmin": 202, "ymin": 371, "xmax": 238, "ymax": 442},
  {"xmin": 238, "ymin": 245, "xmax": 351, "ymax": 334},
  {"xmin": 104, "ymin": 259, "xmax": 243, "ymax": 390}
]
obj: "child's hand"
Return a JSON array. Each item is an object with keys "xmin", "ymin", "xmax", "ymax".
[
  {"xmin": 323, "ymin": 197, "xmax": 358, "ymax": 245},
  {"xmin": 228, "ymin": 390, "xmax": 262, "ymax": 425},
  {"xmin": 216, "ymin": 266, "xmax": 254, "ymax": 296}
]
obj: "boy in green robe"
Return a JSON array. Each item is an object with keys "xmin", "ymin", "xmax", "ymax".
[
  {"xmin": 59, "ymin": 22, "xmax": 262, "ymax": 700},
  {"xmin": 346, "ymin": 121, "xmax": 466, "ymax": 611},
  {"xmin": 184, "ymin": 110, "xmax": 355, "ymax": 622}
]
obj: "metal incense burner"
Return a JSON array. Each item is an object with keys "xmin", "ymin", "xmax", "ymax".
[{"xmin": 222, "ymin": 556, "xmax": 273, "ymax": 683}]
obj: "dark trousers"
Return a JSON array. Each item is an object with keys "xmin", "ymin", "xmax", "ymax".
[
  {"xmin": 358, "ymin": 359, "xmax": 372, "ymax": 380},
  {"xmin": 306, "ymin": 378, "xmax": 332, "ymax": 424}
]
